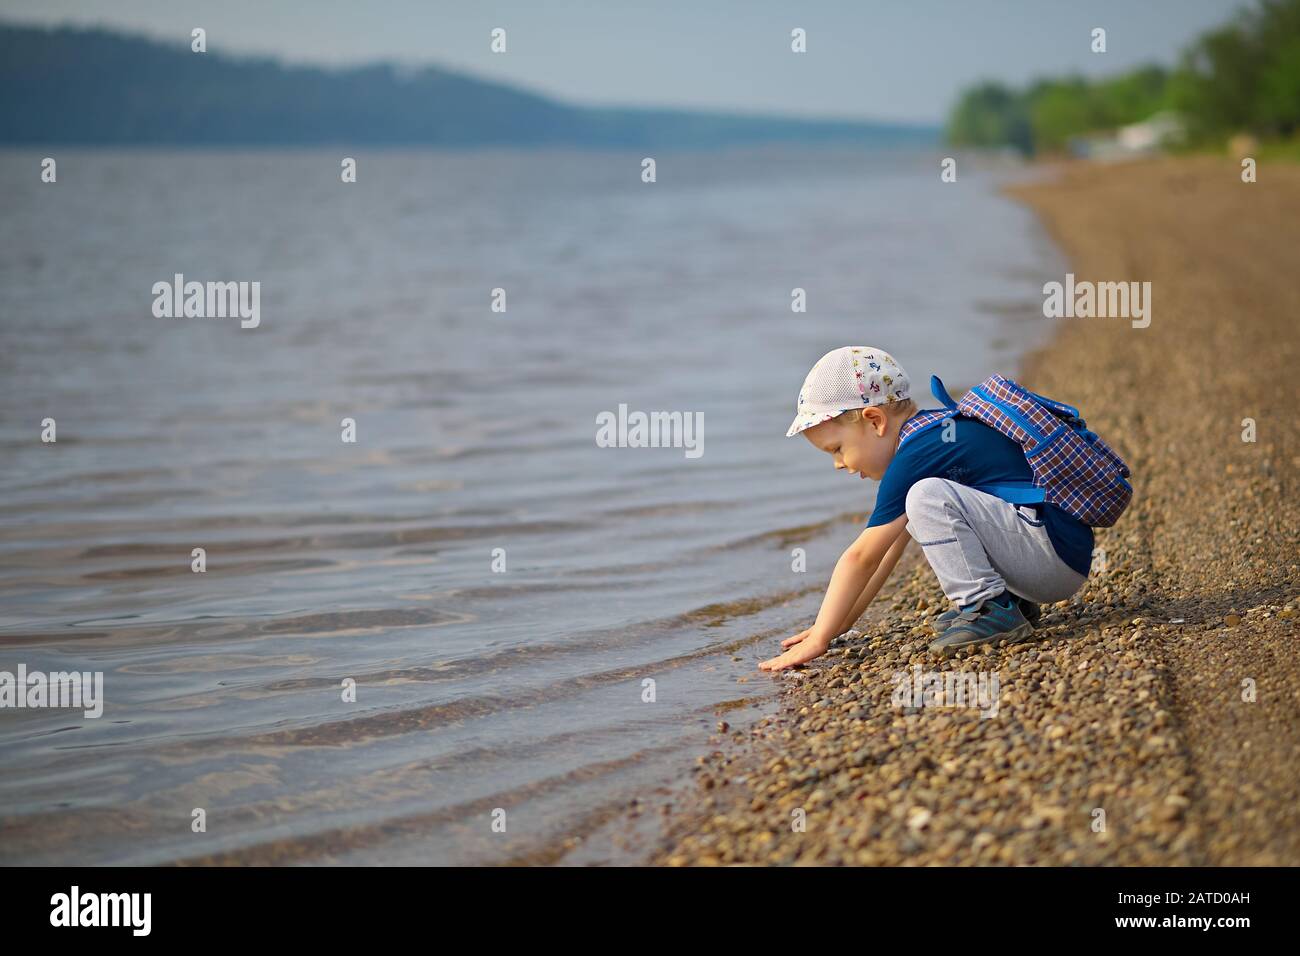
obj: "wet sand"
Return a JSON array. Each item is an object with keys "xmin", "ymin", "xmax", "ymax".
[{"xmin": 653, "ymin": 156, "xmax": 1300, "ymax": 865}]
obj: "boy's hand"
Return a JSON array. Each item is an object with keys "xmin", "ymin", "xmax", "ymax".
[
  {"xmin": 756, "ymin": 516, "xmax": 909, "ymax": 674},
  {"xmin": 759, "ymin": 630, "xmax": 831, "ymax": 671},
  {"xmin": 780, "ymin": 627, "xmax": 815, "ymax": 648}
]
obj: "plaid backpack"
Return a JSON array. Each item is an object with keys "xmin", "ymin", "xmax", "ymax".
[{"xmin": 897, "ymin": 374, "xmax": 1133, "ymax": 527}]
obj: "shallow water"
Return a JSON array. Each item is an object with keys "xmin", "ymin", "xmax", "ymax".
[{"xmin": 0, "ymin": 145, "xmax": 1063, "ymax": 864}]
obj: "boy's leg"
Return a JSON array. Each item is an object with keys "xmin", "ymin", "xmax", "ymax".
[{"xmin": 903, "ymin": 476, "xmax": 1087, "ymax": 610}]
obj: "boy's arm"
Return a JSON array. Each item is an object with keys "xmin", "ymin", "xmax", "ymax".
[
  {"xmin": 836, "ymin": 521, "xmax": 911, "ymax": 634},
  {"xmin": 759, "ymin": 514, "xmax": 910, "ymax": 672}
]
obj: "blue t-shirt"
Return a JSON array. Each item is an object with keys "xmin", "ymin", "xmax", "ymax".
[{"xmin": 867, "ymin": 416, "xmax": 1094, "ymax": 576}]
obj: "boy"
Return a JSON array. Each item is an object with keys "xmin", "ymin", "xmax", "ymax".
[{"xmin": 759, "ymin": 346, "xmax": 1091, "ymax": 672}]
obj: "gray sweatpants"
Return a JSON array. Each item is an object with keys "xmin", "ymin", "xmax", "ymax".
[{"xmin": 903, "ymin": 477, "xmax": 1088, "ymax": 609}]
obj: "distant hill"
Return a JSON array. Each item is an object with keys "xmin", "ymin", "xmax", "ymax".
[{"xmin": 0, "ymin": 23, "xmax": 939, "ymax": 148}]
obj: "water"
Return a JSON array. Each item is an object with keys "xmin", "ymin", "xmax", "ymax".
[{"xmin": 0, "ymin": 146, "xmax": 1063, "ymax": 864}]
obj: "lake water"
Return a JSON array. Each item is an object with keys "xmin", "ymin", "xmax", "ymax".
[{"xmin": 0, "ymin": 146, "xmax": 1063, "ymax": 864}]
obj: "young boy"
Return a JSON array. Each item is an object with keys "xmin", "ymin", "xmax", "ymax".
[{"xmin": 759, "ymin": 346, "xmax": 1091, "ymax": 672}]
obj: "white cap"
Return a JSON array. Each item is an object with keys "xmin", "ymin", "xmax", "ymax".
[{"xmin": 785, "ymin": 347, "xmax": 911, "ymax": 437}]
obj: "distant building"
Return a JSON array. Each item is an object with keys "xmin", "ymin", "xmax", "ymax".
[
  {"xmin": 1068, "ymin": 111, "xmax": 1186, "ymax": 161},
  {"xmin": 1117, "ymin": 111, "xmax": 1186, "ymax": 152}
]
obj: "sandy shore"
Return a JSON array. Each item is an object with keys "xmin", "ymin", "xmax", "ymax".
[{"xmin": 653, "ymin": 156, "xmax": 1300, "ymax": 865}]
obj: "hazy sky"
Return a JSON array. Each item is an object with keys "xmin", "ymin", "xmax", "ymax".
[{"xmin": 1, "ymin": 0, "xmax": 1243, "ymax": 123}]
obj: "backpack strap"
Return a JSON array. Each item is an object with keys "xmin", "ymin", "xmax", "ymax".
[
  {"xmin": 969, "ymin": 383, "xmax": 1053, "ymax": 446},
  {"xmin": 1002, "ymin": 383, "xmax": 1101, "ymax": 444},
  {"xmin": 948, "ymin": 376, "xmax": 1049, "ymax": 505},
  {"xmin": 897, "ymin": 408, "xmax": 950, "ymax": 448},
  {"xmin": 973, "ymin": 482, "xmax": 1047, "ymax": 505},
  {"xmin": 930, "ymin": 375, "xmax": 958, "ymax": 410},
  {"xmin": 897, "ymin": 375, "xmax": 965, "ymax": 450}
]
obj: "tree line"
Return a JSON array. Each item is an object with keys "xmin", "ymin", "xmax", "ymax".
[{"xmin": 947, "ymin": 0, "xmax": 1300, "ymax": 154}]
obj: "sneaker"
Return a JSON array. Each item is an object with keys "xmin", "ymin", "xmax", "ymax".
[
  {"xmin": 928, "ymin": 592, "xmax": 1034, "ymax": 655},
  {"xmin": 930, "ymin": 593, "xmax": 1040, "ymax": 634}
]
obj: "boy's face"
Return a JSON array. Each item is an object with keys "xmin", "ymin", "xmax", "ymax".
[{"xmin": 803, "ymin": 408, "xmax": 897, "ymax": 481}]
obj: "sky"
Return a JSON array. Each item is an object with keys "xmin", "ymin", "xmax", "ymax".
[{"xmin": 0, "ymin": 0, "xmax": 1244, "ymax": 123}]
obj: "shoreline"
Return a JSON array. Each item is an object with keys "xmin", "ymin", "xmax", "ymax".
[{"xmin": 650, "ymin": 156, "xmax": 1300, "ymax": 865}]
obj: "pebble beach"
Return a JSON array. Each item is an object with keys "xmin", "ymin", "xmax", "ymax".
[{"xmin": 653, "ymin": 156, "xmax": 1300, "ymax": 866}]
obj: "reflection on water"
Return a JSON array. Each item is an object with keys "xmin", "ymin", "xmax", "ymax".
[{"xmin": 0, "ymin": 146, "xmax": 1062, "ymax": 864}]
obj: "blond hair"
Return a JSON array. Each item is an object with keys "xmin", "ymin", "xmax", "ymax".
[{"xmin": 836, "ymin": 397, "xmax": 917, "ymax": 425}]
